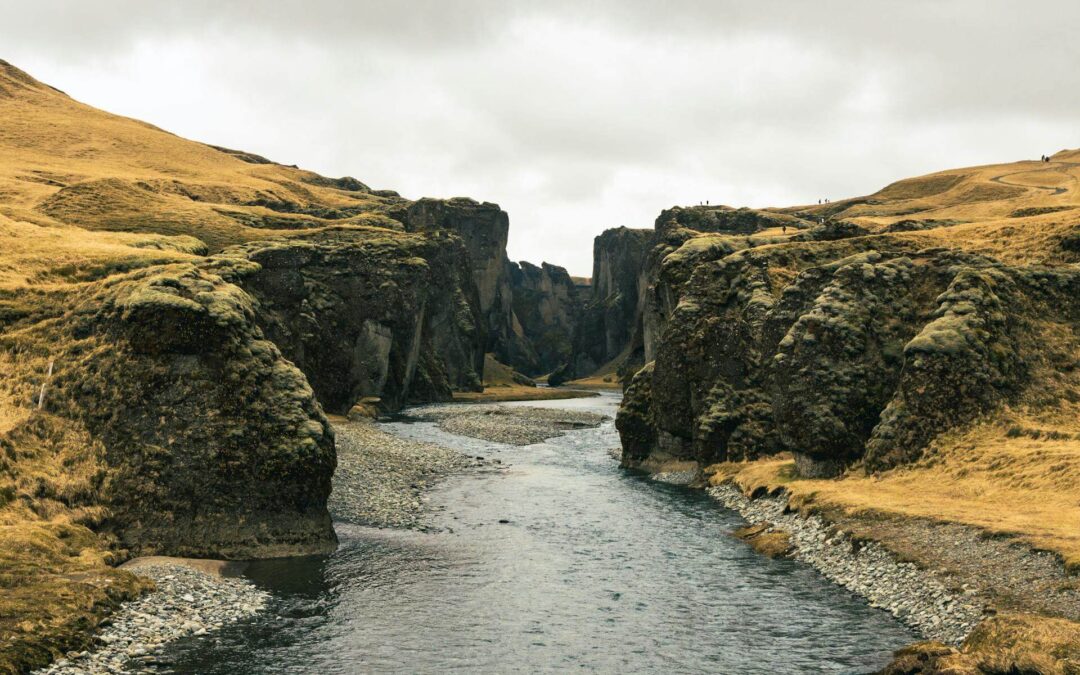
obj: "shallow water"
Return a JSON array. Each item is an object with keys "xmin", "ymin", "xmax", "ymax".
[{"xmin": 160, "ymin": 392, "xmax": 912, "ymax": 674}]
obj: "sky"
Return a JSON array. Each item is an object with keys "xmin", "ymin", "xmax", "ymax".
[{"xmin": 4, "ymin": 1, "xmax": 1079, "ymax": 275}]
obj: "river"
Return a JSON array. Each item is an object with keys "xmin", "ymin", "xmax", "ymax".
[{"xmin": 159, "ymin": 392, "xmax": 913, "ymax": 673}]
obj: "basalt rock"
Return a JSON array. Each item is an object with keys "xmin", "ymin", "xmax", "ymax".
[
  {"xmin": 388, "ymin": 197, "xmax": 542, "ymax": 374},
  {"xmin": 616, "ymin": 222, "xmax": 1074, "ymax": 477},
  {"xmin": 508, "ymin": 261, "xmax": 582, "ymax": 376},
  {"xmin": 209, "ymin": 227, "xmax": 485, "ymax": 413},
  {"xmin": 655, "ymin": 205, "xmax": 801, "ymax": 236},
  {"xmin": 794, "ymin": 219, "xmax": 871, "ymax": 241},
  {"xmin": 572, "ymin": 227, "xmax": 655, "ymax": 380},
  {"xmin": 8, "ymin": 265, "xmax": 338, "ymax": 559}
]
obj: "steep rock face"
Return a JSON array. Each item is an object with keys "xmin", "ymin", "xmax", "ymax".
[
  {"xmin": 617, "ymin": 227, "xmax": 1072, "ymax": 476},
  {"xmin": 389, "ymin": 197, "xmax": 539, "ymax": 373},
  {"xmin": 508, "ymin": 261, "xmax": 582, "ymax": 376},
  {"xmin": 572, "ymin": 227, "xmax": 655, "ymax": 379},
  {"xmin": 3, "ymin": 265, "xmax": 337, "ymax": 559},
  {"xmin": 211, "ymin": 227, "xmax": 485, "ymax": 413},
  {"xmin": 394, "ymin": 198, "xmax": 508, "ymax": 321}
]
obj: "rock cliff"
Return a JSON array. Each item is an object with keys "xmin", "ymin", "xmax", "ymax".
[
  {"xmin": 0, "ymin": 61, "xmax": 530, "ymax": 670},
  {"xmin": 3, "ymin": 263, "xmax": 338, "ymax": 559},
  {"xmin": 617, "ymin": 174, "xmax": 1080, "ymax": 478},
  {"xmin": 507, "ymin": 261, "xmax": 582, "ymax": 376},
  {"xmin": 210, "ymin": 227, "xmax": 484, "ymax": 413},
  {"xmin": 570, "ymin": 227, "xmax": 655, "ymax": 381},
  {"xmin": 388, "ymin": 197, "xmax": 588, "ymax": 379}
]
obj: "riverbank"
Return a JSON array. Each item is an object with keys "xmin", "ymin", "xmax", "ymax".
[
  {"xmin": 451, "ymin": 386, "xmax": 599, "ymax": 403},
  {"xmin": 153, "ymin": 391, "xmax": 917, "ymax": 673},
  {"xmin": 709, "ymin": 484, "xmax": 984, "ymax": 644},
  {"xmin": 410, "ymin": 403, "xmax": 608, "ymax": 445},
  {"xmin": 31, "ymin": 559, "xmax": 267, "ymax": 675},
  {"xmin": 692, "ymin": 456, "xmax": 1080, "ymax": 672},
  {"xmin": 330, "ymin": 419, "xmax": 494, "ymax": 528}
]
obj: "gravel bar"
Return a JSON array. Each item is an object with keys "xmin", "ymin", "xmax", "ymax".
[
  {"xmin": 330, "ymin": 419, "xmax": 490, "ymax": 528},
  {"xmin": 409, "ymin": 404, "xmax": 608, "ymax": 445},
  {"xmin": 709, "ymin": 483, "xmax": 985, "ymax": 645},
  {"xmin": 32, "ymin": 562, "xmax": 268, "ymax": 675}
]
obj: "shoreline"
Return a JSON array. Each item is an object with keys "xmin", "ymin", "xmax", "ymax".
[
  {"xmin": 408, "ymin": 403, "xmax": 609, "ymax": 446},
  {"xmin": 31, "ymin": 559, "xmax": 269, "ymax": 675},
  {"xmin": 329, "ymin": 418, "xmax": 494, "ymax": 529},
  {"xmin": 635, "ymin": 459, "xmax": 1080, "ymax": 671},
  {"xmin": 450, "ymin": 386, "xmax": 599, "ymax": 403},
  {"xmin": 26, "ymin": 393, "xmax": 1071, "ymax": 672},
  {"xmin": 707, "ymin": 483, "xmax": 984, "ymax": 645}
]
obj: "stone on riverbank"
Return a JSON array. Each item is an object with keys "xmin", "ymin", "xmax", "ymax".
[
  {"xmin": 411, "ymin": 405, "xmax": 608, "ymax": 445},
  {"xmin": 31, "ymin": 561, "xmax": 268, "ymax": 675},
  {"xmin": 330, "ymin": 420, "xmax": 485, "ymax": 528}
]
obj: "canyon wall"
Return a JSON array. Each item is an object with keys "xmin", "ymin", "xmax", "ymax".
[
  {"xmin": 508, "ymin": 261, "xmax": 583, "ymax": 377},
  {"xmin": 389, "ymin": 197, "xmax": 586, "ymax": 379},
  {"xmin": 211, "ymin": 227, "xmax": 486, "ymax": 413},
  {"xmin": 2, "ymin": 263, "xmax": 338, "ymax": 559},
  {"xmin": 617, "ymin": 202, "xmax": 1079, "ymax": 478},
  {"xmin": 570, "ymin": 227, "xmax": 654, "ymax": 381}
]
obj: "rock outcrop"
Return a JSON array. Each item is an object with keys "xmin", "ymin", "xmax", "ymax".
[
  {"xmin": 389, "ymin": 197, "xmax": 551, "ymax": 375},
  {"xmin": 210, "ymin": 227, "xmax": 485, "ymax": 413},
  {"xmin": 507, "ymin": 261, "xmax": 582, "ymax": 376},
  {"xmin": 3, "ymin": 264, "xmax": 338, "ymax": 559},
  {"xmin": 617, "ymin": 211, "xmax": 1077, "ymax": 477},
  {"xmin": 571, "ymin": 227, "xmax": 655, "ymax": 380},
  {"xmin": 0, "ymin": 60, "xmax": 569, "ymax": 671}
]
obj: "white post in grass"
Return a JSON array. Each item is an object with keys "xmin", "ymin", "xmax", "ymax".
[{"xmin": 37, "ymin": 360, "xmax": 53, "ymax": 410}]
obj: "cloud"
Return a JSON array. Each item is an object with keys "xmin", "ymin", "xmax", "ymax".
[{"xmin": 3, "ymin": 1, "xmax": 1078, "ymax": 273}]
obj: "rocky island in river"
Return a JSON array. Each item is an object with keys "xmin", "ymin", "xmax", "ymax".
[{"xmin": 3, "ymin": 8, "xmax": 1080, "ymax": 672}]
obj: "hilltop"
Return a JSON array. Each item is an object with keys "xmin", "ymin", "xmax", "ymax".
[{"xmin": 0, "ymin": 59, "xmax": 407, "ymax": 250}]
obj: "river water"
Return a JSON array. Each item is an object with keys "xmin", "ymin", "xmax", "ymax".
[{"xmin": 160, "ymin": 392, "xmax": 912, "ymax": 673}]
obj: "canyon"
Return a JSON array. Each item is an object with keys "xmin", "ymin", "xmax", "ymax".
[{"xmin": 2, "ymin": 59, "xmax": 1080, "ymax": 674}]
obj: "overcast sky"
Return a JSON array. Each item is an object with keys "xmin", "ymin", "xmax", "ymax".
[{"xmin": 4, "ymin": 1, "xmax": 1078, "ymax": 274}]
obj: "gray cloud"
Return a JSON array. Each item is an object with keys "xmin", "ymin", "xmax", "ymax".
[{"xmin": 3, "ymin": 1, "xmax": 1078, "ymax": 273}]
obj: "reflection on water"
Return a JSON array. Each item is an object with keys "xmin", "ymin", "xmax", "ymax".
[{"xmin": 160, "ymin": 393, "xmax": 911, "ymax": 674}]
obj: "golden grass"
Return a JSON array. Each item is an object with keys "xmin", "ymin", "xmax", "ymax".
[
  {"xmin": 886, "ymin": 613, "xmax": 1080, "ymax": 674},
  {"xmin": 0, "ymin": 60, "xmax": 395, "ymax": 254},
  {"xmin": 709, "ymin": 413, "xmax": 1080, "ymax": 571},
  {"xmin": 734, "ymin": 523, "xmax": 794, "ymax": 559},
  {"xmin": 564, "ymin": 375, "xmax": 623, "ymax": 390},
  {"xmin": 479, "ymin": 353, "xmax": 532, "ymax": 388},
  {"xmin": 776, "ymin": 152, "xmax": 1080, "ymax": 266},
  {"xmin": 0, "ymin": 214, "xmax": 200, "ymax": 289},
  {"xmin": 0, "ymin": 410, "xmax": 151, "ymax": 673}
]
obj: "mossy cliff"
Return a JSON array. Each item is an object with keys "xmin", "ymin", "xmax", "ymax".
[
  {"xmin": 0, "ymin": 62, "xmax": 512, "ymax": 672},
  {"xmin": 390, "ymin": 197, "xmax": 585, "ymax": 379},
  {"xmin": 389, "ymin": 198, "xmax": 537, "ymax": 372},
  {"xmin": 210, "ymin": 227, "xmax": 485, "ymax": 413},
  {"xmin": 1, "ymin": 261, "xmax": 335, "ymax": 672},
  {"xmin": 617, "ymin": 204, "xmax": 1079, "ymax": 478},
  {"xmin": 2, "ymin": 265, "xmax": 337, "ymax": 558}
]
